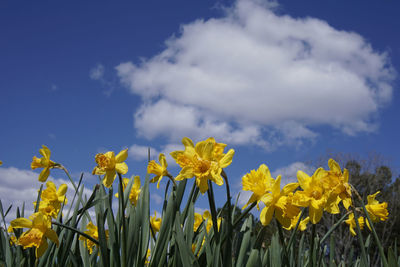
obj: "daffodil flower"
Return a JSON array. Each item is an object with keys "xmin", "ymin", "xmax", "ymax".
[
  {"xmin": 92, "ymin": 149, "xmax": 128, "ymax": 188},
  {"xmin": 170, "ymin": 137, "xmax": 234, "ymax": 194},
  {"xmin": 242, "ymin": 164, "xmax": 275, "ymax": 209},
  {"xmin": 115, "ymin": 176, "xmax": 141, "ymax": 206},
  {"xmin": 150, "ymin": 211, "xmax": 162, "ymax": 235},
  {"xmin": 321, "ymin": 159, "xmax": 352, "ymax": 210},
  {"xmin": 202, "ymin": 210, "xmax": 222, "ymax": 233},
  {"xmin": 260, "ymin": 176, "xmax": 299, "ymax": 228},
  {"xmin": 79, "ymin": 222, "xmax": 109, "ymax": 254},
  {"xmin": 148, "ymin": 153, "xmax": 168, "ymax": 188},
  {"xmin": 366, "ymin": 191, "xmax": 389, "ymax": 222},
  {"xmin": 293, "ymin": 168, "xmax": 328, "ymax": 224},
  {"xmin": 31, "ymin": 145, "xmax": 57, "ymax": 182},
  {"xmin": 10, "ymin": 212, "xmax": 59, "ymax": 258},
  {"xmin": 35, "ymin": 181, "xmax": 68, "ymax": 218}
]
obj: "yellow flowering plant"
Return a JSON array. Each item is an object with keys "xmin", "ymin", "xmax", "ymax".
[
  {"xmin": 10, "ymin": 212, "xmax": 59, "ymax": 258},
  {"xmin": 148, "ymin": 153, "xmax": 168, "ymax": 188},
  {"xmin": 31, "ymin": 145, "xmax": 57, "ymax": 182},
  {"xmin": 115, "ymin": 176, "xmax": 141, "ymax": 206},
  {"xmin": 92, "ymin": 148, "xmax": 128, "ymax": 188}
]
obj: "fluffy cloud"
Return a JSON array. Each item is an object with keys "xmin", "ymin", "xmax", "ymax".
[
  {"xmin": 0, "ymin": 167, "xmax": 94, "ymax": 224},
  {"xmin": 117, "ymin": 0, "xmax": 395, "ymax": 149},
  {"xmin": 272, "ymin": 161, "xmax": 315, "ymax": 184}
]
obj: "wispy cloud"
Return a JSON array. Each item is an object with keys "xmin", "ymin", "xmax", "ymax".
[
  {"xmin": 90, "ymin": 63, "xmax": 117, "ymax": 96},
  {"xmin": 116, "ymin": 0, "xmax": 395, "ymax": 150}
]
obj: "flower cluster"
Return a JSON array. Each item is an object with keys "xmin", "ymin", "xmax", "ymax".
[{"xmin": 242, "ymin": 159, "xmax": 389, "ymax": 235}]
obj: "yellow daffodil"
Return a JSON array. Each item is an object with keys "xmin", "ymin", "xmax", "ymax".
[
  {"xmin": 345, "ymin": 212, "xmax": 365, "ymax": 236},
  {"xmin": 170, "ymin": 137, "xmax": 234, "ymax": 194},
  {"xmin": 242, "ymin": 164, "xmax": 275, "ymax": 209},
  {"xmin": 92, "ymin": 149, "xmax": 128, "ymax": 188},
  {"xmin": 293, "ymin": 168, "xmax": 328, "ymax": 224},
  {"xmin": 115, "ymin": 176, "xmax": 141, "ymax": 206},
  {"xmin": 283, "ymin": 213, "xmax": 310, "ymax": 231},
  {"xmin": 31, "ymin": 145, "xmax": 57, "ymax": 182},
  {"xmin": 148, "ymin": 153, "xmax": 168, "ymax": 188},
  {"xmin": 35, "ymin": 181, "xmax": 68, "ymax": 218},
  {"xmin": 321, "ymin": 159, "xmax": 352, "ymax": 210},
  {"xmin": 150, "ymin": 211, "xmax": 162, "ymax": 234},
  {"xmin": 260, "ymin": 175, "xmax": 299, "ymax": 228},
  {"xmin": 79, "ymin": 222, "xmax": 109, "ymax": 254},
  {"xmin": 202, "ymin": 210, "xmax": 222, "ymax": 233},
  {"xmin": 10, "ymin": 212, "xmax": 59, "ymax": 258},
  {"xmin": 365, "ymin": 191, "xmax": 389, "ymax": 222}
]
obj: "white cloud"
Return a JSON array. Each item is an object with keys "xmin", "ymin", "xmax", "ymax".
[
  {"xmin": 272, "ymin": 161, "xmax": 315, "ymax": 184},
  {"xmin": 151, "ymin": 193, "xmax": 163, "ymax": 205},
  {"xmin": 90, "ymin": 64, "xmax": 105, "ymax": 80},
  {"xmin": 0, "ymin": 167, "xmax": 93, "ymax": 224},
  {"xmin": 129, "ymin": 143, "xmax": 182, "ymax": 166},
  {"xmin": 116, "ymin": 0, "xmax": 395, "ymax": 149}
]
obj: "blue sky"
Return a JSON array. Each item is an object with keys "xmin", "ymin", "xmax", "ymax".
[{"xmin": 1, "ymin": 0, "xmax": 399, "ymax": 215}]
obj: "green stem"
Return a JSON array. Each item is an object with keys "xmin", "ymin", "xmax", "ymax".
[
  {"xmin": 310, "ymin": 224, "xmax": 316, "ymax": 267},
  {"xmin": 287, "ymin": 208, "xmax": 305, "ymax": 249},
  {"xmin": 207, "ymin": 181, "xmax": 220, "ymax": 243},
  {"xmin": 52, "ymin": 221, "xmax": 99, "ymax": 245},
  {"xmin": 320, "ymin": 211, "xmax": 352, "ymax": 244},
  {"xmin": 232, "ymin": 202, "xmax": 257, "ymax": 229},
  {"xmin": 276, "ymin": 219, "xmax": 290, "ymax": 267},
  {"xmin": 352, "ymin": 209, "xmax": 369, "ymax": 266},
  {"xmin": 118, "ymin": 174, "xmax": 127, "ymax": 267}
]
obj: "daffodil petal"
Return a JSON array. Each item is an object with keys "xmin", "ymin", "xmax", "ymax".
[
  {"xmin": 38, "ymin": 168, "xmax": 50, "ymax": 182},
  {"xmin": 115, "ymin": 149, "xmax": 128, "ymax": 163},
  {"xmin": 44, "ymin": 229, "xmax": 59, "ymax": 247},
  {"xmin": 103, "ymin": 170, "xmax": 116, "ymax": 188},
  {"xmin": 219, "ymin": 149, "xmax": 234, "ymax": 168},
  {"xmin": 260, "ymin": 206, "xmax": 274, "ymax": 226},
  {"xmin": 11, "ymin": 218, "xmax": 33, "ymax": 229},
  {"xmin": 115, "ymin": 162, "xmax": 128, "ymax": 175},
  {"xmin": 36, "ymin": 239, "xmax": 48, "ymax": 258}
]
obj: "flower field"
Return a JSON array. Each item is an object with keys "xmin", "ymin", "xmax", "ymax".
[{"xmin": 0, "ymin": 137, "xmax": 396, "ymax": 267}]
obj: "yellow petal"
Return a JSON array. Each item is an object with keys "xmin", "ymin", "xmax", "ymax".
[
  {"xmin": 39, "ymin": 145, "xmax": 51, "ymax": 160},
  {"xmin": 38, "ymin": 168, "xmax": 50, "ymax": 182},
  {"xmin": 44, "ymin": 229, "xmax": 59, "ymax": 247},
  {"xmin": 328, "ymin": 159, "xmax": 341, "ymax": 174},
  {"xmin": 260, "ymin": 206, "xmax": 274, "ymax": 226},
  {"xmin": 57, "ymin": 184, "xmax": 68, "ymax": 196},
  {"xmin": 219, "ymin": 149, "xmax": 234, "ymax": 168},
  {"xmin": 177, "ymin": 166, "xmax": 194, "ymax": 180},
  {"xmin": 115, "ymin": 162, "xmax": 128, "ymax": 175},
  {"xmin": 115, "ymin": 149, "xmax": 128, "ymax": 163},
  {"xmin": 309, "ymin": 204, "xmax": 323, "ymax": 224},
  {"xmin": 46, "ymin": 181, "xmax": 56, "ymax": 191},
  {"xmin": 11, "ymin": 218, "xmax": 33, "ymax": 229},
  {"xmin": 197, "ymin": 177, "xmax": 209, "ymax": 194},
  {"xmin": 182, "ymin": 137, "xmax": 194, "ymax": 148},
  {"xmin": 159, "ymin": 153, "xmax": 167, "ymax": 168},
  {"xmin": 36, "ymin": 239, "xmax": 48, "ymax": 258},
  {"xmin": 103, "ymin": 170, "xmax": 116, "ymax": 188},
  {"xmin": 297, "ymin": 171, "xmax": 310, "ymax": 190},
  {"xmin": 282, "ymin": 183, "xmax": 299, "ymax": 195}
]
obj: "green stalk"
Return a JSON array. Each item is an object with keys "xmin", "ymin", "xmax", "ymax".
[
  {"xmin": 310, "ymin": 224, "xmax": 316, "ymax": 267},
  {"xmin": 118, "ymin": 174, "xmax": 127, "ymax": 267},
  {"xmin": 207, "ymin": 180, "xmax": 220, "ymax": 243},
  {"xmin": 352, "ymin": 209, "xmax": 369, "ymax": 266},
  {"xmin": 276, "ymin": 219, "xmax": 290, "ymax": 267},
  {"xmin": 52, "ymin": 221, "xmax": 99, "ymax": 245},
  {"xmin": 222, "ymin": 170, "xmax": 232, "ymax": 266},
  {"xmin": 320, "ymin": 211, "xmax": 352, "ymax": 244}
]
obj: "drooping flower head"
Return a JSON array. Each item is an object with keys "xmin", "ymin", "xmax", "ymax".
[
  {"xmin": 35, "ymin": 181, "xmax": 68, "ymax": 218},
  {"xmin": 242, "ymin": 164, "xmax": 275, "ymax": 209},
  {"xmin": 170, "ymin": 137, "xmax": 234, "ymax": 194},
  {"xmin": 365, "ymin": 191, "xmax": 389, "ymax": 222},
  {"xmin": 79, "ymin": 222, "xmax": 109, "ymax": 254},
  {"xmin": 10, "ymin": 212, "xmax": 59, "ymax": 258},
  {"xmin": 115, "ymin": 176, "xmax": 141, "ymax": 206},
  {"xmin": 260, "ymin": 176, "xmax": 299, "ymax": 228},
  {"xmin": 148, "ymin": 153, "xmax": 168, "ymax": 188},
  {"xmin": 31, "ymin": 145, "xmax": 57, "ymax": 182},
  {"xmin": 92, "ymin": 149, "xmax": 128, "ymax": 188}
]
